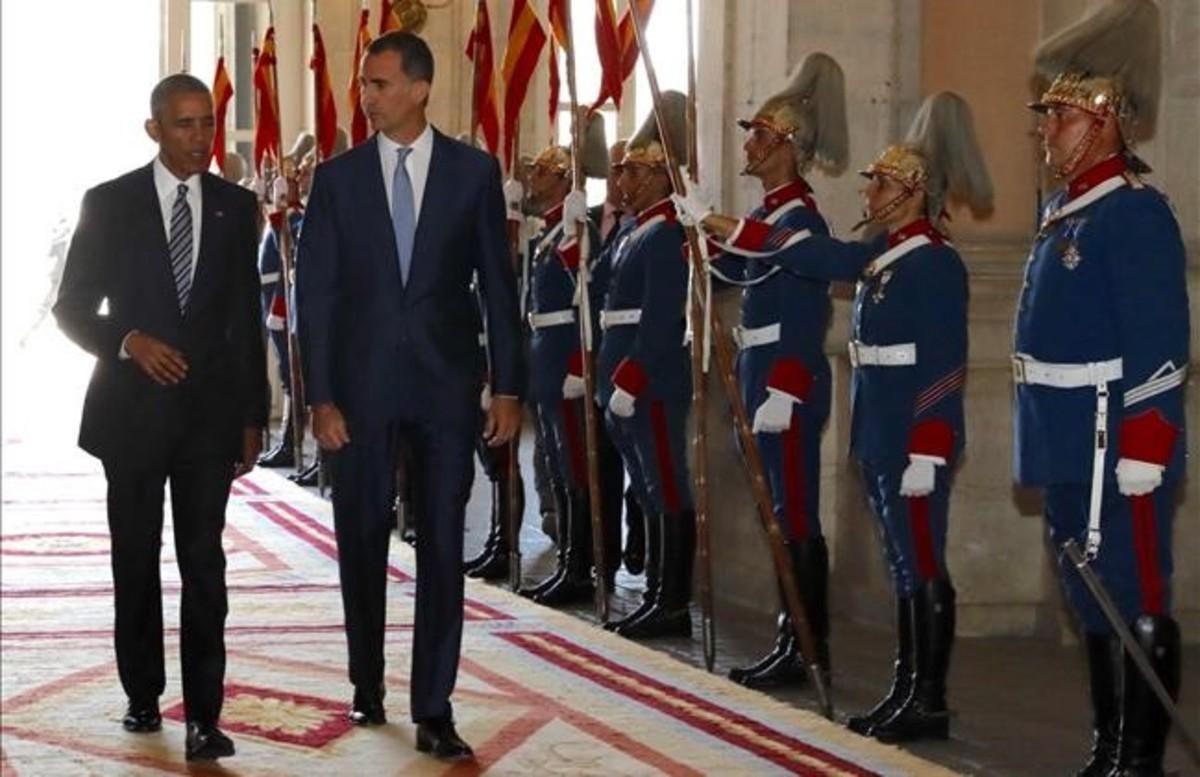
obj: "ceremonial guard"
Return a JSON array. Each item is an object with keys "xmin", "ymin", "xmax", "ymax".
[
  {"xmin": 700, "ymin": 52, "xmax": 848, "ymax": 691},
  {"xmin": 517, "ymin": 114, "xmax": 624, "ymax": 605},
  {"xmin": 1019, "ymin": 2, "xmax": 1188, "ymax": 774},
  {"xmin": 599, "ymin": 92, "xmax": 694, "ymax": 639},
  {"xmin": 679, "ymin": 91, "xmax": 992, "ymax": 742}
]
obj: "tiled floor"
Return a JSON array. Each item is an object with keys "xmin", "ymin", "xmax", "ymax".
[{"xmin": 280, "ymin": 435, "xmax": 1198, "ymax": 777}]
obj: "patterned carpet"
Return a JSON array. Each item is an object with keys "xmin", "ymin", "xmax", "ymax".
[{"xmin": 0, "ymin": 439, "xmax": 957, "ymax": 776}]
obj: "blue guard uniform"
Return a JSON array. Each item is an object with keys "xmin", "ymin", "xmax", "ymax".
[
  {"xmin": 1014, "ymin": 157, "xmax": 1188, "ymax": 633},
  {"xmin": 598, "ymin": 197, "xmax": 694, "ymax": 638},
  {"xmin": 256, "ymin": 209, "xmax": 303, "ymax": 467}
]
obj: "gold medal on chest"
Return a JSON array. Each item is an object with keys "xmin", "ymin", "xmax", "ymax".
[
  {"xmin": 871, "ymin": 270, "xmax": 893, "ymax": 303},
  {"xmin": 1061, "ymin": 241, "xmax": 1083, "ymax": 270}
]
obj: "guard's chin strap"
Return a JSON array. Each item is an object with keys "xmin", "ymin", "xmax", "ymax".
[
  {"xmin": 851, "ymin": 186, "xmax": 916, "ymax": 232},
  {"xmin": 741, "ymin": 132, "xmax": 791, "ymax": 177},
  {"xmin": 1057, "ymin": 115, "xmax": 1105, "ymax": 180}
]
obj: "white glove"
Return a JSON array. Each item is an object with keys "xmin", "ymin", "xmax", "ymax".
[
  {"xmin": 272, "ymin": 176, "xmax": 288, "ymax": 209},
  {"xmin": 671, "ymin": 190, "xmax": 712, "ymax": 228},
  {"xmin": 480, "ymin": 384, "xmax": 493, "ymax": 412},
  {"xmin": 252, "ymin": 176, "xmax": 267, "ymax": 201},
  {"xmin": 751, "ymin": 389, "xmax": 796, "ymax": 434},
  {"xmin": 562, "ymin": 190, "xmax": 588, "ymax": 225},
  {"xmin": 899, "ymin": 456, "xmax": 938, "ymax": 497},
  {"xmin": 1116, "ymin": 458, "xmax": 1163, "ymax": 496},
  {"xmin": 563, "ymin": 373, "xmax": 586, "ymax": 399},
  {"xmin": 503, "ymin": 178, "xmax": 524, "ymax": 218},
  {"xmin": 608, "ymin": 387, "xmax": 636, "ymax": 418}
]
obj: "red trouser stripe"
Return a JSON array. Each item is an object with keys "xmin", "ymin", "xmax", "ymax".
[
  {"xmin": 781, "ymin": 411, "xmax": 807, "ymax": 540},
  {"xmin": 559, "ymin": 399, "xmax": 588, "ymax": 488},
  {"xmin": 1131, "ymin": 494, "xmax": 1165, "ymax": 616},
  {"xmin": 650, "ymin": 400, "xmax": 681, "ymax": 513},
  {"xmin": 908, "ymin": 496, "xmax": 938, "ymax": 581}
]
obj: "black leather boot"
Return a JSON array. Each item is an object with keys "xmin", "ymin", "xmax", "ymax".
[
  {"xmin": 533, "ymin": 489, "xmax": 595, "ymax": 606},
  {"xmin": 1076, "ymin": 634, "xmax": 1120, "ymax": 777},
  {"xmin": 519, "ymin": 482, "xmax": 570, "ymax": 599},
  {"xmin": 873, "ymin": 579, "xmax": 955, "ymax": 743},
  {"xmin": 258, "ymin": 394, "xmax": 295, "ymax": 467},
  {"xmin": 464, "ymin": 479, "xmax": 503, "ymax": 573},
  {"xmin": 288, "ymin": 457, "xmax": 321, "ymax": 486},
  {"xmin": 622, "ymin": 487, "xmax": 646, "ymax": 575},
  {"xmin": 618, "ymin": 510, "xmax": 693, "ymax": 639},
  {"xmin": 467, "ymin": 476, "xmax": 524, "ymax": 580},
  {"xmin": 604, "ymin": 503, "xmax": 659, "ymax": 632},
  {"xmin": 846, "ymin": 596, "xmax": 913, "ymax": 736},
  {"xmin": 729, "ymin": 611, "xmax": 803, "ymax": 688},
  {"xmin": 1110, "ymin": 615, "xmax": 1181, "ymax": 777}
]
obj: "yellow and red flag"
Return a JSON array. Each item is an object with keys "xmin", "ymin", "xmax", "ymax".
[
  {"xmin": 311, "ymin": 23, "xmax": 339, "ymax": 160},
  {"xmin": 380, "ymin": 0, "xmax": 401, "ymax": 34},
  {"xmin": 548, "ymin": 0, "xmax": 570, "ymax": 50},
  {"xmin": 465, "ymin": 0, "xmax": 500, "ymax": 155},
  {"xmin": 501, "ymin": 0, "xmax": 547, "ymax": 170},
  {"xmin": 252, "ymin": 27, "xmax": 282, "ymax": 175},
  {"xmin": 548, "ymin": 39, "xmax": 560, "ymax": 132},
  {"xmin": 209, "ymin": 55, "xmax": 233, "ymax": 173},
  {"xmin": 592, "ymin": 0, "xmax": 654, "ymax": 111},
  {"xmin": 348, "ymin": 8, "xmax": 372, "ymax": 146}
]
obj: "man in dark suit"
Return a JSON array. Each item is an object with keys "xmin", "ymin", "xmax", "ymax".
[
  {"xmin": 296, "ymin": 32, "xmax": 521, "ymax": 761},
  {"xmin": 53, "ymin": 74, "xmax": 266, "ymax": 762}
]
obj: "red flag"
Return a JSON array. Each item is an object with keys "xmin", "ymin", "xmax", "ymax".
[
  {"xmin": 348, "ymin": 8, "xmax": 372, "ymax": 146},
  {"xmin": 501, "ymin": 0, "xmax": 547, "ymax": 170},
  {"xmin": 548, "ymin": 0, "xmax": 570, "ymax": 50},
  {"xmin": 548, "ymin": 39, "xmax": 560, "ymax": 134},
  {"xmin": 310, "ymin": 24, "xmax": 339, "ymax": 160},
  {"xmin": 379, "ymin": 0, "xmax": 401, "ymax": 34},
  {"xmin": 592, "ymin": 0, "xmax": 654, "ymax": 111},
  {"xmin": 209, "ymin": 56, "xmax": 233, "ymax": 173},
  {"xmin": 252, "ymin": 27, "xmax": 281, "ymax": 175},
  {"xmin": 465, "ymin": 0, "xmax": 500, "ymax": 155}
]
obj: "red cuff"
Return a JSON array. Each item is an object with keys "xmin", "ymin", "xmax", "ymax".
[
  {"xmin": 267, "ymin": 211, "xmax": 285, "ymax": 231},
  {"xmin": 611, "ymin": 358, "xmax": 648, "ymax": 397},
  {"xmin": 909, "ymin": 418, "xmax": 955, "ymax": 459},
  {"xmin": 566, "ymin": 349, "xmax": 584, "ymax": 378},
  {"xmin": 765, "ymin": 358, "xmax": 812, "ymax": 402},
  {"xmin": 729, "ymin": 218, "xmax": 773, "ymax": 251},
  {"xmin": 558, "ymin": 238, "xmax": 581, "ymax": 271},
  {"xmin": 1119, "ymin": 409, "xmax": 1179, "ymax": 466}
]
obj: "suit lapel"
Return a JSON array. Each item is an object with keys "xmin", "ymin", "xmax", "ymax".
[
  {"xmin": 355, "ymin": 138, "xmax": 402, "ymax": 283},
  {"xmin": 186, "ymin": 174, "xmax": 222, "ymax": 315},
  {"xmin": 137, "ymin": 164, "xmax": 183, "ymax": 320},
  {"xmin": 407, "ymin": 130, "xmax": 451, "ymax": 295}
]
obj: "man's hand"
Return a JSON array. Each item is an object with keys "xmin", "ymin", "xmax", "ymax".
[
  {"xmin": 562, "ymin": 190, "xmax": 588, "ymax": 225},
  {"xmin": 670, "ymin": 190, "xmax": 712, "ymax": 228},
  {"xmin": 125, "ymin": 330, "xmax": 189, "ymax": 385},
  {"xmin": 235, "ymin": 426, "xmax": 263, "ymax": 478},
  {"xmin": 1116, "ymin": 458, "xmax": 1163, "ymax": 496},
  {"xmin": 484, "ymin": 396, "xmax": 521, "ymax": 447},
  {"xmin": 503, "ymin": 179, "xmax": 525, "ymax": 221},
  {"xmin": 751, "ymin": 390, "xmax": 795, "ymax": 434},
  {"xmin": 313, "ymin": 402, "xmax": 351, "ymax": 452},
  {"xmin": 899, "ymin": 457, "xmax": 937, "ymax": 497},
  {"xmin": 608, "ymin": 388, "xmax": 636, "ymax": 418}
]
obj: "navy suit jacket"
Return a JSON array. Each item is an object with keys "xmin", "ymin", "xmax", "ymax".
[
  {"xmin": 53, "ymin": 163, "xmax": 267, "ymax": 466},
  {"xmin": 297, "ymin": 130, "xmax": 521, "ymax": 432}
]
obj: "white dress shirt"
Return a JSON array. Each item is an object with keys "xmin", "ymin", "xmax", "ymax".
[
  {"xmin": 152, "ymin": 156, "xmax": 202, "ymax": 282},
  {"xmin": 377, "ymin": 123, "xmax": 433, "ymax": 225}
]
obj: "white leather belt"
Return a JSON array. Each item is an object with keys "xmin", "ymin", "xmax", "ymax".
[
  {"xmin": 848, "ymin": 340, "xmax": 916, "ymax": 367},
  {"xmin": 1011, "ymin": 353, "xmax": 1124, "ymax": 559},
  {"xmin": 732, "ymin": 323, "xmax": 780, "ymax": 350},
  {"xmin": 260, "ymin": 271, "xmax": 280, "ymax": 284},
  {"xmin": 1011, "ymin": 354, "xmax": 1123, "ymax": 388},
  {"xmin": 600, "ymin": 308, "xmax": 642, "ymax": 329},
  {"xmin": 528, "ymin": 309, "xmax": 576, "ymax": 329}
]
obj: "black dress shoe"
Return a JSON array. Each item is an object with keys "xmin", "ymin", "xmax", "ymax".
[
  {"xmin": 415, "ymin": 719, "xmax": 474, "ymax": 761},
  {"xmin": 185, "ymin": 721, "xmax": 235, "ymax": 761},
  {"xmin": 348, "ymin": 686, "xmax": 386, "ymax": 726},
  {"xmin": 122, "ymin": 699, "xmax": 162, "ymax": 732},
  {"xmin": 288, "ymin": 460, "xmax": 321, "ymax": 487}
]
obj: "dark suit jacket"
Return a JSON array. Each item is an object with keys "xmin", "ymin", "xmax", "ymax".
[
  {"xmin": 54, "ymin": 163, "xmax": 268, "ymax": 466},
  {"xmin": 296, "ymin": 130, "xmax": 521, "ymax": 431}
]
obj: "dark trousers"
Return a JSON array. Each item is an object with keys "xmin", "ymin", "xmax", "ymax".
[
  {"xmin": 329, "ymin": 416, "xmax": 476, "ymax": 723},
  {"xmin": 103, "ymin": 443, "xmax": 234, "ymax": 724}
]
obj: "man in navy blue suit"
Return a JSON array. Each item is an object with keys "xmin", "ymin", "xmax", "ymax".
[{"xmin": 296, "ymin": 32, "xmax": 521, "ymax": 761}]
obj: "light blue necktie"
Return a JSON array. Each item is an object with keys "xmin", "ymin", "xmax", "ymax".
[
  {"xmin": 391, "ymin": 146, "xmax": 416, "ymax": 284},
  {"xmin": 168, "ymin": 183, "xmax": 192, "ymax": 311}
]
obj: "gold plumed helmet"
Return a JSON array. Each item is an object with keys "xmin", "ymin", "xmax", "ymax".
[
  {"xmin": 859, "ymin": 92, "xmax": 993, "ymax": 224},
  {"xmin": 739, "ymin": 52, "xmax": 849, "ymax": 175},
  {"xmin": 1029, "ymin": 0, "xmax": 1162, "ymax": 152},
  {"xmin": 619, "ymin": 90, "xmax": 689, "ymax": 171},
  {"xmin": 530, "ymin": 110, "xmax": 609, "ymax": 179}
]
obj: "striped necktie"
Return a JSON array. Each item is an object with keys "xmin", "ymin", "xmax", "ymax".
[{"xmin": 168, "ymin": 183, "xmax": 193, "ymax": 312}]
